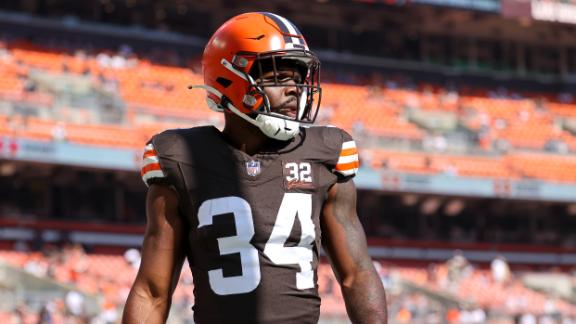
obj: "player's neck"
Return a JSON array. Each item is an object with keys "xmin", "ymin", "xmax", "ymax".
[{"xmin": 222, "ymin": 114, "xmax": 270, "ymax": 156}]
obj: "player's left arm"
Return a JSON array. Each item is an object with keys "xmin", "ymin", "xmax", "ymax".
[{"xmin": 321, "ymin": 179, "xmax": 388, "ymax": 324}]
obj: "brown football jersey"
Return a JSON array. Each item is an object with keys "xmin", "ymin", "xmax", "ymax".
[{"xmin": 141, "ymin": 125, "xmax": 358, "ymax": 324}]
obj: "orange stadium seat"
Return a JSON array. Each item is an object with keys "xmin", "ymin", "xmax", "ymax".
[
  {"xmin": 64, "ymin": 123, "xmax": 145, "ymax": 148},
  {"xmin": 18, "ymin": 117, "xmax": 56, "ymax": 142},
  {"xmin": 0, "ymin": 74, "xmax": 24, "ymax": 99},
  {"xmin": 430, "ymin": 155, "xmax": 514, "ymax": 179},
  {"xmin": 546, "ymin": 102, "xmax": 576, "ymax": 118},
  {"xmin": 12, "ymin": 49, "xmax": 66, "ymax": 73},
  {"xmin": 499, "ymin": 125, "xmax": 557, "ymax": 149},
  {"xmin": 506, "ymin": 153, "xmax": 576, "ymax": 183},
  {"xmin": 365, "ymin": 117, "xmax": 424, "ymax": 140},
  {"xmin": 368, "ymin": 150, "xmax": 516, "ymax": 178},
  {"xmin": 369, "ymin": 149, "xmax": 433, "ymax": 174}
]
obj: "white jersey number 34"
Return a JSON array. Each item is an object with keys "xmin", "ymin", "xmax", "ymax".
[{"xmin": 197, "ymin": 193, "xmax": 315, "ymax": 295}]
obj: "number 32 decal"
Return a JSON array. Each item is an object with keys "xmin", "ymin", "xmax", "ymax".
[{"xmin": 197, "ymin": 193, "xmax": 315, "ymax": 295}]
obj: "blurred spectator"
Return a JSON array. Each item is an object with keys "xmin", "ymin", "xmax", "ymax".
[
  {"xmin": 123, "ymin": 248, "xmax": 141, "ymax": 270},
  {"xmin": 10, "ymin": 305, "xmax": 25, "ymax": 324},
  {"xmin": 442, "ymin": 163, "xmax": 458, "ymax": 177},
  {"xmin": 63, "ymin": 243, "xmax": 88, "ymax": 284},
  {"xmin": 506, "ymin": 284, "xmax": 529, "ymax": 313},
  {"xmin": 96, "ymin": 51, "xmax": 113, "ymax": 69},
  {"xmin": 423, "ymin": 132, "xmax": 447, "ymax": 152},
  {"xmin": 427, "ymin": 263, "xmax": 438, "ymax": 284},
  {"xmin": 543, "ymin": 297, "xmax": 558, "ymax": 316},
  {"xmin": 64, "ymin": 290, "xmax": 85, "ymax": 318},
  {"xmin": 37, "ymin": 302, "xmax": 56, "ymax": 324},
  {"xmin": 52, "ymin": 122, "xmax": 67, "ymax": 142},
  {"xmin": 24, "ymin": 252, "xmax": 48, "ymax": 277},
  {"xmin": 0, "ymin": 41, "xmax": 11, "ymax": 61},
  {"xmin": 446, "ymin": 250, "xmax": 473, "ymax": 291},
  {"xmin": 491, "ymin": 255, "xmax": 511, "ymax": 285},
  {"xmin": 90, "ymin": 300, "xmax": 118, "ymax": 324},
  {"xmin": 493, "ymin": 138, "xmax": 511, "ymax": 153},
  {"xmin": 372, "ymin": 260, "xmax": 392, "ymax": 289},
  {"xmin": 544, "ymin": 139, "xmax": 569, "ymax": 154},
  {"xmin": 470, "ymin": 308, "xmax": 486, "ymax": 323},
  {"xmin": 562, "ymin": 317, "xmax": 576, "ymax": 324},
  {"xmin": 459, "ymin": 307, "xmax": 486, "ymax": 324},
  {"xmin": 519, "ymin": 313, "xmax": 537, "ymax": 324}
]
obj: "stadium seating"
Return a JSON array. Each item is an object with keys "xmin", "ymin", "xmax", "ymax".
[
  {"xmin": 394, "ymin": 264, "xmax": 576, "ymax": 316},
  {"xmin": 1, "ymin": 250, "xmax": 574, "ymax": 322},
  {"xmin": 2, "ymin": 45, "xmax": 576, "ymax": 185}
]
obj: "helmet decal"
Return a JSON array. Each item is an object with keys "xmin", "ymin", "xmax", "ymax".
[{"xmin": 260, "ymin": 12, "xmax": 307, "ymax": 50}]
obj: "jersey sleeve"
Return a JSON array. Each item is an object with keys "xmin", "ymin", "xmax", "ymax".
[
  {"xmin": 140, "ymin": 129, "xmax": 192, "ymax": 193},
  {"xmin": 334, "ymin": 133, "xmax": 359, "ymax": 178},
  {"xmin": 320, "ymin": 126, "xmax": 360, "ymax": 180},
  {"xmin": 141, "ymin": 140, "xmax": 169, "ymax": 187}
]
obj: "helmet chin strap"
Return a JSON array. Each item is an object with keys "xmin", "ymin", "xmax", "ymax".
[{"xmin": 225, "ymin": 101, "xmax": 300, "ymax": 141}]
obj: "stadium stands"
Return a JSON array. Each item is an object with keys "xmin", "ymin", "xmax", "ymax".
[
  {"xmin": 1, "ymin": 250, "xmax": 574, "ymax": 323},
  {"xmin": 2, "ymin": 45, "xmax": 576, "ymax": 185}
]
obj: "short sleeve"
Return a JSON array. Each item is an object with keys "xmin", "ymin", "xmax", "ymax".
[
  {"xmin": 333, "ymin": 132, "xmax": 359, "ymax": 178},
  {"xmin": 141, "ymin": 141, "xmax": 168, "ymax": 187}
]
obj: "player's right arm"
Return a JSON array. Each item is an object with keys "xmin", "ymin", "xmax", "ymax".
[{"xmin": 122, "ymin": 184, "xmax": 186, "ymax": 324}]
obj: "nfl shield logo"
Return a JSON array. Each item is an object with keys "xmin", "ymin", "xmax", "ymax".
[{"xmin": 246, "ymin": 160, "xmax": 261, "ymax": 177}]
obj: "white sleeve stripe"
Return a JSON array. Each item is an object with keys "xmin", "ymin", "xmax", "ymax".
[
  {"xmin": 337, "ymin": 154, "xmax": 359, "ymax": 165},
  {"xmin": 342, "ymin": 141, "xmax": 356, "ymax": 149},
  {"xmin": 145, "ymin": 143, "xmax": 154, "ymax": 151},
  {"xmin": 336, "ymin": 168, "xmax": 358, "ymax": 177},
  {"xmin": 143, "ymin": 170, "xmax": 166, "ymax": 184},
  {"xmin": 143, "ymin": 156, "xmax": 159, "ymax": 166}
]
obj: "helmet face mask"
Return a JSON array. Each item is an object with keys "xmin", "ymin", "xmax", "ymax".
[{"xmin": 244, "ymin": 49, "xmax": 322, "ymax": 125}]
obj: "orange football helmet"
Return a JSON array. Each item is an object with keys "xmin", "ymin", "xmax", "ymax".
[{"xmin": 197, "ymin": 12, "xmax": 321, "ymax": 140}]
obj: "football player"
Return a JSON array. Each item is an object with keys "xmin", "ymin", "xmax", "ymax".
[{"xmin": 123, "ymin": 12, "xmax": 387, "ymax": 324}]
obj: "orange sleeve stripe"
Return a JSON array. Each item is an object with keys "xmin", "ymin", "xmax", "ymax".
[
  {"xmin": 143, "ymin": 150, "xmax": 158, "ymax": 158},
  {"xmin": 340, "ymin": 147, "xmax": 358, "ymax": 156},
  {"xmin": 141, "ymin": 163, "xmax": 162, "ymax": 175},
  {"xmin": 335, "ymin": 161, "xmax": 360, "ymax": 171}
]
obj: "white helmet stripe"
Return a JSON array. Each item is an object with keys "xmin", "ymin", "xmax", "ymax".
[
  {"xmin": 267, "ymin": 13, "xmax": 307, "ymax": 50},
  {"xmin": 261, "ymin": 13, "xmax": 293, "ymax": 45},
  {"xmin": 270, "ymin": 13, "xmax": 302, "ymax": 45}
]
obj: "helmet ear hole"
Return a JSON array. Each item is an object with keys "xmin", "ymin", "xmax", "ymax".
[{"xmin": 216, "ymin": 77, "xmax": 232, "ymax": 88}]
